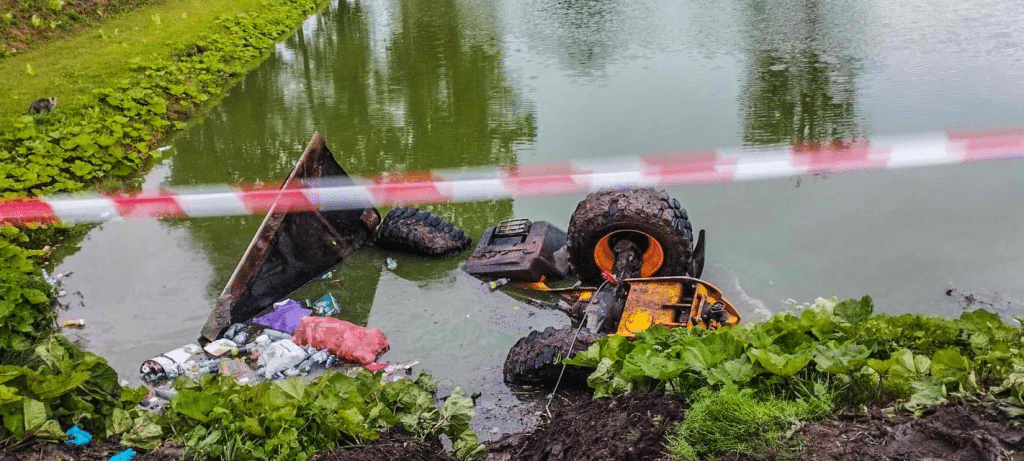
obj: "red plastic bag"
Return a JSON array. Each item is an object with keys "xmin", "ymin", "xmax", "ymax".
[{"xmin": 291, "ymin": 317, "xmax": 389, "ymax": 365}]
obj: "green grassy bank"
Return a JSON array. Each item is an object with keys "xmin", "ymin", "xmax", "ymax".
[
  {"xmin": 1, "ymin": 0, "xmax": 161, "ymax": 60},
  {"xmin": 0, "ymin": 0, "xmax": 489, "ymax": 457},
  {"xmin": 1, "ymin": 0, "xmax": 272, "ymax": 122}
]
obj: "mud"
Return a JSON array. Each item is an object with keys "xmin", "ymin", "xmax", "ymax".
[
  {"xmin": 0, "ymin": 438, "xmax": 183, "ymax": 461},
  {"xmin": 311, "ymin": 427, "xmax": 456, "ymax": 461},
  {"xmin": 486, "ymin": 389, "xmax": 685, "ymax": 461},
  {"xmin": 6, "ymin": 397, "xmax": 1024, "ymax": 460},
  {"xmin": 795, "ymin": 402, "xmax": 1024, "ymax": 461}
]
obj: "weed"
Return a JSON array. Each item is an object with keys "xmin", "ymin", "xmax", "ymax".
[{"xmin": 666, "ymin": 386, "xmax": 831, "ymax": 460}]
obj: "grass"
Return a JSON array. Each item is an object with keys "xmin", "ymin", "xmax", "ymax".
[
  {"xmin": 0, "ymin": 0, "xmax": 269, "ymax": 125},
  {"xmin": 667, "ymin": 386, "xmax": 833, "ymax": 461}
]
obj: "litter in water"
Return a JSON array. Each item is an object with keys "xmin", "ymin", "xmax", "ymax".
[
  {"xmin": 203, "ymin": 338, "xmax": 238, "ymax": 357},
  {"xmin": 253, "ymin": 299, "xmax": 311, "ymax": 334},
  {"xmin": 292, "ymin": 316, "xmax": 389, "ymax": 365}
]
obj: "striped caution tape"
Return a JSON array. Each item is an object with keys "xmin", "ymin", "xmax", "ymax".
[{"xmin": 1, "ymin": 128, "xmax": 1022, "ymax": 226}]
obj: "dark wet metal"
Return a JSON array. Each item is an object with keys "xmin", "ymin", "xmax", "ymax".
[
  {"xmin": 464, "ymin": 220, "xmax": 568, "ymax": 282},
  {"xmin": 200, "ymin": 133, "xmax": 380, "ymax": 342},
  {"xmin": 692, "ymin": 229, "xmax": 706, "ymax": 279}
]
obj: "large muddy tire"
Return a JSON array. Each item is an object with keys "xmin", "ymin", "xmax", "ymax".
[
  {"xmin": 503, "ymin": 326, "xmax": 603, "ymax": 388},
  {"xmin": 374, "ymin": 207, "xmax": 472, "ymax": 257},
  {"xmin": 567, "ymin": 188, "xmax": 694, "ymax": 284}
]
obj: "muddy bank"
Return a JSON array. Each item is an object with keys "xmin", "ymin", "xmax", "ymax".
[
  {"xmin": 0, "ymin": 439, "xmax": 182, "ymax": 461},
  {"xmin": 311, "ymin": 428, "xmax": 455, "ymax": 461},
  {"xmin": 486, "ymin": 389, "xmax": 685, "ymax": 461},
  {"xmin": 6, "ymin": 393, "xmax": 1024, "ymax": 461},
  {"xmin": 795, "ymin": 402, "xmax": 1024, "ymax": 461}
]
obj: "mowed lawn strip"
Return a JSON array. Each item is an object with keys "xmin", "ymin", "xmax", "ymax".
[{"xmin": 0, "ymin": 0, "xmax": 267, "ymax": 125}]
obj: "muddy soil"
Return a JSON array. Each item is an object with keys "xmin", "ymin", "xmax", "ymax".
[
  {"xmin": 311, "ymin": 427, "xmax": 456, "ymax": 461},
  {"xmin": 795, "ymin": 402, "xmax": 1024, "ymax": 461},
  {"xmin": 0, "ymin": 438, "xmax": 182, "ymax": 461},
  {"xmin": 6, "ymin": 396, "xmax": 1024, "ymax": 460},
  {"xmin": 486, "ymin": 389, "xmax": 685, "ymax": 461}
]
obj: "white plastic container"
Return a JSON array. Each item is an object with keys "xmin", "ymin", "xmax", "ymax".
[{"xmin": 203, "ymin": 338, "xmax": 238, "ymax": 357}]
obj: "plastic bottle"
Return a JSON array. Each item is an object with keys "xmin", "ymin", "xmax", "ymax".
[
  {"xmin": 488, "ymin": 278, "xmax": 509, "ymax": 290},
  {"xmin": 261, "ymin": 329, "xmax": 292, "ymax": 342}
]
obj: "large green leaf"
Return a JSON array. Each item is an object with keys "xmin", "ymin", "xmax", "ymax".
[
  {"xmin": 121, "ymin": 415, "xmax": 163, "ymax": 450},
  {"xmin": 272, "ymin": 377, "xmax": 306, "ymax": 401},
  {"xmin": 170, "ymin": 389, "xmax": 219, "ymax": 423},
  {"xmin": 931, "ymin": 348, "xmax": 977, "ymax": 392},
  {"xmin": 706, "ymin": 357, "xmax": 757, "ymax": 386},
  {"xmin": 748, "ymin": 349, "xmax": 811, "ymax": 377},
  {"xmin": 679, "ymin": 331, "xmax": 747, "ymax": 372},
  {"xmin": 888, "ymin": 349, "xmax": 931, "ymax": 379},
  {"xmin": 813, "ymin": 342, "xmax": 869, "ymax": 374},
  {"xmin": 834, "ymin": 296, "xmax": 873, "ymax": 325},
  {"xmin": 623, "ymin": 345, "xmax": 685, "ymax": 380},
  {"xmin": 22, "ymin": 398, "xmax": 47, "ymax": 433}
]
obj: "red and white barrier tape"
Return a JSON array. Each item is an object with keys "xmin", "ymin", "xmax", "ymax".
[{"xmin": 2, "ymin": 128, "xmax": 1022, "ymax": 226}]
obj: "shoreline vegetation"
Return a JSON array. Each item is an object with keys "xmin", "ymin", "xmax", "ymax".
[{"xmin": 3, "ymin": 1, "xmax": 1024, "ymax": 460}]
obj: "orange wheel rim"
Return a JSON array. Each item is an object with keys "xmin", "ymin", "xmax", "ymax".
[{"xmin": 593, "ymin": 231, "xmax": 664, "ymax": 277}]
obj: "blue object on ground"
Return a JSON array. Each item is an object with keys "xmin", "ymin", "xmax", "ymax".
[
  {"xmin": 312, "ymin": 293, "xmax": 340, "ymax": 316},
  {"xmin": 65, "ymin": 425, "xmax": 92, "ymax": 446},
  {"xmin": 109, "ymin": 448, "xmax": 136, "ymax": 461},
  {"xmin": 253, "ymin": 299, "xmax": 311, "ymax": 334}
]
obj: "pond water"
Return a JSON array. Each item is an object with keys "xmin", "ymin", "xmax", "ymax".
[{"xmin": 56, "ymin": 0, "xmax": 1024, "ymax": 436}]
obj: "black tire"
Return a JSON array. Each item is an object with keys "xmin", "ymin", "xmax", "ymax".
[
  {"xmin": 374, "ymin": 207, "xmax": 472, "ymax": 257},
  {"xmin": 567, "ymin": 188, "xmax": 694, "ymax": 284},
  {"xmin": 503, "ymin": 326, "xmax": 603, "ymax": 387}
]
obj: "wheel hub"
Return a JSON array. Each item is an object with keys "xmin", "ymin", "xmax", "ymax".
[{"xmin": 593, "ymin": 230, "xmax": 665, "ymax": 278}]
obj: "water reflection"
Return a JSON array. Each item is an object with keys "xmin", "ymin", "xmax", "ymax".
[
  {"xmin": 163, "ymin": 0, "xmax": 535, "ymax": 308},
  {"xmin": 740, "ymin": 0, "xmax": 862, "ymax": 146}
]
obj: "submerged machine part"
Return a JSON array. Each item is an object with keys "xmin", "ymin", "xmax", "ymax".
[
  {"xmin": 502, "ymin": 188, "xmax": 740, "ymax": 388},
  {"xmin": 374, "ymin": 207, "xmax": 472, "ymax": 257},
  {"xmin": 200, "ymin": 133, "xmax": 380, "ymax": 342},
  {"xmin": 463, "ymin": 219, "xmax": 569, "ymax": 282}
]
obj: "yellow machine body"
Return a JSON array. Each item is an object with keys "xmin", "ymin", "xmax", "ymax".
[{"xmin": 528, "ymin": 276, "xmax": 741, "ymax": 337}]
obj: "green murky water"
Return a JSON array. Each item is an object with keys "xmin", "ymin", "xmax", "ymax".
[{"xmin": 57, "ymin": 0, "xmax": 1024, "ymax": 436}]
